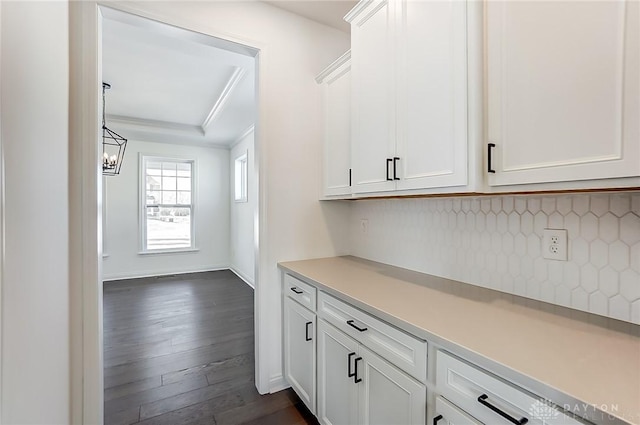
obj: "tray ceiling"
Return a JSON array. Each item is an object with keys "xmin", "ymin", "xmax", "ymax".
[{"xmin": 102, "ymin": 8, "xmax": 256, "ymax": 147}]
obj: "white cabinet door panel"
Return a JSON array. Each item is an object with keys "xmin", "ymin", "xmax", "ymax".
[
  {"xmin": 317, "ymin": 320, "xmax": 359, "ymax": 425},
  {"xmin": 284, "ymin": 298, "xmax": 316, "ymax": 414},
  {"xmin": 350, "ymin": 0, "xmax": 397, "ymax": 193},
  {"xmin": 435, "ymin": 397, "xmax": 483, "ymax": 425},
  {"xmin": 359, "ymin": 346, "xmax": 426, "ymax": 425},
  {"xmin": 320, "ymin": 53, "xmax": 352, "ymax": 197},
  {"xmin": 487, "ymin": 0, "xmax": 640, "ymax": 186},
  {"xmin": 396, "ymin": 0, "xmax": 468, "ymax": 190}
]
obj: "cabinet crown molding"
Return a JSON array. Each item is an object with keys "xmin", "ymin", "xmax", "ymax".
[
  {"xmin": 315, "ymin": 50, "xmax": 351, "ymax": 83},
  {"xmin": 344, "ymin": 0, "xmax": 377, "ymax": 23}
]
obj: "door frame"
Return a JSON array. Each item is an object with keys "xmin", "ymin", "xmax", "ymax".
[{"xmin": 69, "ymin": 3, "xmax": 269, "ymax": 423}]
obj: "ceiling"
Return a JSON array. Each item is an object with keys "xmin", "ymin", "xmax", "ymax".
[
  {"xmin": 101, "ymin": 2, "xmax": 354, "ymax": 148},
  {"xmin": 102, "ymin": 8, "xmax": 257, "ymax": 148},
  {"xmin": 263, "ymin": 1, "xmax": 357, "ymax": 33}
]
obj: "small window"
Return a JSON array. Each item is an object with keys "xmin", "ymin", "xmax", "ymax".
[
  {"xmin": 141, "ymin": 156, "xmax": 195, "ymax": 252},
  {"xmin": 234, "ymin": 152, "xmax": 248, "ymax": 202}
]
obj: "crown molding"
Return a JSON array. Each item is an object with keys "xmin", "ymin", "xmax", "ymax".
[
  {"xmin": 230, "ymin": 124, "xmax": 255, "ymax": 149},
  {"xmin": 201, "ymin": 67, "xmax": 247, "ymax": 132},
  {"xmin": 344, "ymin": 0, "xmax": 374, "ymax": 23},
  {"xmin": 315, "ymin": 50, "xmax": 351, "ymax": 83},
  {"xmin": 107, "ymin": 114, "xmax": 203, "ymax": 136}
]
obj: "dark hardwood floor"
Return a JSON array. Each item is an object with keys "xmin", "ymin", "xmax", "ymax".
[{"xmin": 104, "ymin": 270, "xmax": 318, "ymax": 425}]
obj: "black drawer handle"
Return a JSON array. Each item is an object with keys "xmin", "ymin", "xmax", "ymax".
[
  {"xmin": 305, "ymin": 321, "xmax": 312, "ymax": 341},
  {"xmin": 393, "ymin": 157, "xmax": 400, "ymax": 180},
  {"xmin": 386, "ymin": 158, "xmax": 393, "ymax": 181},
  {"xmin": 348, "ymin": 352, "xmax": 356, "ymax": 378},
  {"xmin": 354, "ymin": 356, "xmax": 363, "ymax": 383},
  {"xmin": 347, "ymin": 319, "xmax": 368, "ymax": 332},
  {"xmin": 433, "ymin": 415, "xmax": 443, "ymax": 425},
  {"xmin": 290, "ymin": 287, "xmax": 303, "ymax": 295},
  {"xmin": 477, "ymin": 394, "xmax": 528, "ymax": 425},
  {"xmin": 488, "ymin": 143, "xmax": 496, "ymax": 173}
]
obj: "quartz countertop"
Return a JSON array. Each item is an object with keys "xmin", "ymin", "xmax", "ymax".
[{"xmin": 278, "ymin": 256, "xmax": 640, "ymax": 425}]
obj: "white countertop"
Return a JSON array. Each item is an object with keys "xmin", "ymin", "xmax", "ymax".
[{"xmin": 279, "ymin": 256, "xmax": 640, "ymax": 425}]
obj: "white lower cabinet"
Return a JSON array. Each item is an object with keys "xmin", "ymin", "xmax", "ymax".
[
  {"xmin": 434, "ymin": 397, "xmax": 483, "ymax": 425},
  {"xmin": 436, "ymin": 351, "xmax": 583, "ymax": 425},
  {"xmin": 318, "ymin": 320, "xmax": 427, "ymax": 425},
  {"xmin": 284, "ymin": 297, "xmax": 316, "ymax": 414}
]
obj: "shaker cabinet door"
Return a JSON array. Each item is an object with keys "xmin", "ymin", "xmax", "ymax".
[{"xmin": 486, "ymin": 0, "xmax": 640, "ymax": 186}]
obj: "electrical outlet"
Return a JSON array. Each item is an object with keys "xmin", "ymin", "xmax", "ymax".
[
  {"xmin": 543, "ymin": 229, "xmax": 568, "ymax": 261},
  {"xmin": 360, "ymin": 219, "xmax": 369, "ymax": 234}
]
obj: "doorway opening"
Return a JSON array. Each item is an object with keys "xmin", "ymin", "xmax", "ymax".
[{"xmin": 94, "ymin": 7, "xmax": 306, "ymax": 425}]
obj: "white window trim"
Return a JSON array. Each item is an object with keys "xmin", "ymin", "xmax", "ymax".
[
  {"xmin": 139, "ymin": 154, "xmax": 197, "ymax": 254},
  {"xmin": 234, "ymin": 150, "xmax": 248, "ymax": 203}
]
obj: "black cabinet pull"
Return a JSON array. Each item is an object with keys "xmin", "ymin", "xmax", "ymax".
[
  {"xmin": 354, "ymin": 356, "xmax": 363, "ymax": 383},
  {"xmin": 290, "ymin": 287, "xmax": 303, "ymax": 295},
  {"xmin": 349, "ymin": 168, "xmax": 352, "ymax": 187},
  {"xmin": 386, "ymin": 158, "xmax": 393, "ymax": 181},
  {"xmin": 433, "ymin": 415, "xmax": 443, "ymax": 425},
  {"xmin": 393, "ymin": 157, "xmax": 400, "ymax": 180},
  {"xmin": 488, "ymin": 143, "xmax": 496, "ymax": 173},
  {"xmin": 348, "ymin": 352, "xmax": 356, "ymax": 378},
  {"xmin": 305, "ymin": 321, "xmax": 312, "ymax": 341},
  {"xmin": 347, "ymin": 319, "xmax": 368, "ymax": 332},
  {"xmin": 477, "ymin": 394, "xmax": 528, "ymax": 425}
]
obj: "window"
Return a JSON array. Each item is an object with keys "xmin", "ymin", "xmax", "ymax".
[
  {"xmin": 234, "ymin": 152, "xmax": 248, "ymax": 202},
  {"xmin": 141, "ymin": 156, "xmax": 194, "ymax": 252}
]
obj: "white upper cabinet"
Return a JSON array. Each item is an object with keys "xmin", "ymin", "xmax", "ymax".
[
  {"xmin": 395, "ymin": 0, "xmax": 469, "ymax": 191},
  {"xmin": 317, "ymin": 51, "xmax": 352, "ymax": 198},
  {"xmin": 487, "ymin": 0, "xmax": 640, "ymax": 187},
  {"xmin": 348, "ymin": 0, "xmax": 397, "ymax": 194},
  {"xmin": 346, "ymin": 0, "xmax": 472, "ymax": 194}
]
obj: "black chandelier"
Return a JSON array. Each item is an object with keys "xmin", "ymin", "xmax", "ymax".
[{"xmin": 102, "ymin": 82, "xmax": 127, "ymax": 176}]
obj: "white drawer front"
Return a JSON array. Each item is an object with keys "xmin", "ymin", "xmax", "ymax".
[
  {"xmin": 436, "ymin": 351, "xmax": 584, "ymax": 425},
  {"xmin": 285, "ymin": 274, "xmax": 317, "ymax": 311},
  {"xmin": 318, "ymin": 292, "xmax": 427, "ymax": 382}
]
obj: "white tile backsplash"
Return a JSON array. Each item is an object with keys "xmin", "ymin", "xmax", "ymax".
[{"xmin": 349, "ymin": 192, "xmax": 640, "ymax": 324}]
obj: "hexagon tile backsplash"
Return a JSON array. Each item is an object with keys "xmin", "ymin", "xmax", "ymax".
[{"xmin": 349, "ymin": 192, "xmax": 640, "ymax": 324}]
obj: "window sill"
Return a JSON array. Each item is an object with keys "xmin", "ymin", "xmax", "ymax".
[
  {"xmin": 138, "ymin": 248, "xmax": 200, "ymax": 256},
  {"xmin": 103, "ymin": 253, "xmax": 110, "ymax": 259}
]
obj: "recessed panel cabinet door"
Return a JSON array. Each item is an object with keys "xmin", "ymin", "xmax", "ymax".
[
  {"xmin": 284, "ymin": 298, "xmax": 316, "ymax": 414},
  {"xmin": 321, "ymin": 55, "xmax": 352, "ymax": 197},
  {"xmin": 487, "ymin": 0, "xmax": 640, "ymax": 186},
  {"xmin": 317, "ymin": 320, "xmax": 359, "ymax": 425},
  {"xmin": 395, "ymin": 0, "xmax": 468, "ymax": 191},
  {"xmin": 350, "ymin": 0, "xmax": 397, "ymax": 193},
  {"xmin": 358, "ymin": 346, "xmax": 426, "ymax": 425},
  {"xmin": 434, "ymin": 397, "xmax": 483, "ymax": 425}
]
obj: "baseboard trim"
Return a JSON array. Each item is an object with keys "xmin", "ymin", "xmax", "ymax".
[
  {"xmin": 268, "ymin": 373, "xmax": 289, "ymax": 394},
  {"xmin": 103, "ymin": 265, "xmax": 229, "ymax": 282},
  {"xmin": 230, "ymin": 267, "xmax": 255, "ymax": 289}
]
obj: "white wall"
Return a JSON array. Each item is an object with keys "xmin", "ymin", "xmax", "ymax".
[
  {"xmin": 0, "ymin": 2, "xmax": 70, "ymax": 423},
  {"xmin": 350, "ymin": 192, "xmax": 640, "ymax": 324},
  {"xmin": 104, "ymin": 1, "xmax": 352, "ymax": 391},
  {"xmin": 230, "ymin": 130, "xmax": 256, "ymax": 286},
  {"xmin": 103, "ymin": 140, "xmax": 230, "ymax": 280}
]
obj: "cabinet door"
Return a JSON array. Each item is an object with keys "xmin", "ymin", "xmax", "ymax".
[
  {"xmin": 349, "ymin": 0, "xmax": 397, "ymax": 194},
  {"xmin": 317, "ymin": 320, "xmax": 359, "ymax": 425},
  {"xmin": 487, "ymin": 0, "xmax": 640, "ymax": 186},
  {"xmin": 358, "ymin": 346, "xmax": 426, "ymax": 425},
  {"xmin": 395, "ymin": 0, "xmax": 469, "ymax": 191},
  {"xmin": 434, "ymin": 397, "xmax": 483, "ymax": 425},
  {"xmin": 284, "ymin": 298, "xmax": 316, "ymax": 414},
  {"xmin": 321, "ymin": 54, "xmax": 352, "ymax": 197}
]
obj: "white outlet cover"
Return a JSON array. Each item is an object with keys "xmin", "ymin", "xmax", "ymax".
[{"xmin": 543, "ymin": 228, "xmax": 568, "ymax": 261}]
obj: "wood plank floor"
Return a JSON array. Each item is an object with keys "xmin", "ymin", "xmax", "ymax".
[{"xmin": 104, "ymin": 270, "xmax": 318, "ymax": 425}]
